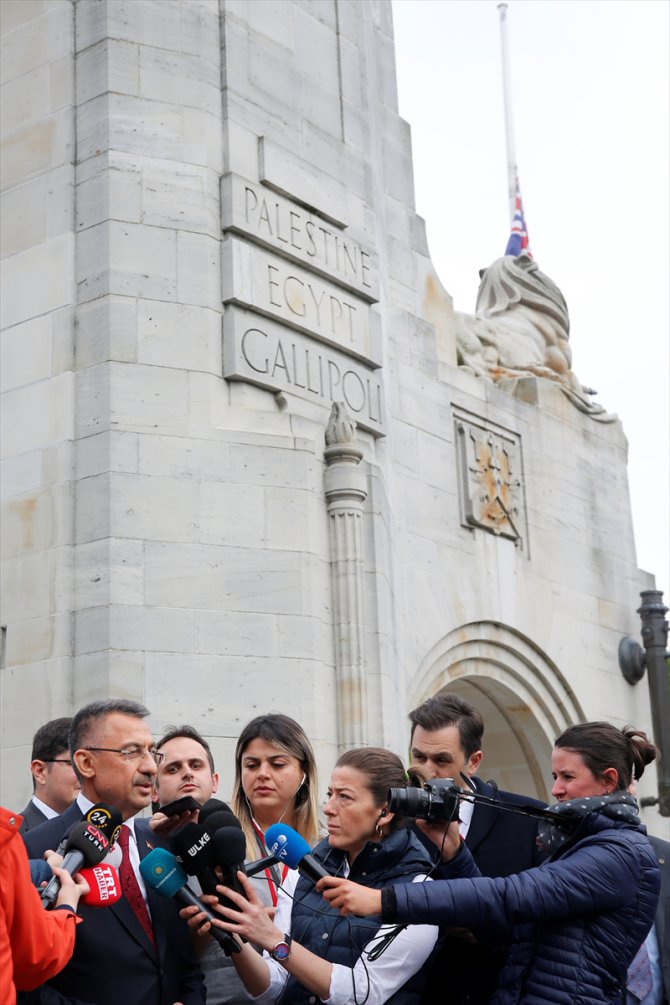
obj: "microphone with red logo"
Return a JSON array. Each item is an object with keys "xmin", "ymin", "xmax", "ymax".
[
  {"xmin": 78, "ymin": 863, "xmax": 122, "ymax": 907},
  {"xmin": 40, "ymin": 818, "xmax": 114, "ymax": 909}
]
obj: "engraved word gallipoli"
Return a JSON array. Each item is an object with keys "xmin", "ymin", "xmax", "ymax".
[{"xmin": 221, "ymin": 174, "xmax": 383, "ymax": 435}]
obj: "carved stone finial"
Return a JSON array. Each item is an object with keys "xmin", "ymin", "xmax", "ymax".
[{"xmin": 325, "ymin": 402, "xmax": 357, "ymax": 446}]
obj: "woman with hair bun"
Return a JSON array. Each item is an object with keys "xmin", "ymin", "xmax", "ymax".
[{"xmin": 321, "ymin": 722, "xmax": 662, "ymax": 1005}]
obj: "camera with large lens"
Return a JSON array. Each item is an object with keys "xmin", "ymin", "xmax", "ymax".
[{"xmin": 387, "ymin": 777, "xmax": 461, "ymax": 822}]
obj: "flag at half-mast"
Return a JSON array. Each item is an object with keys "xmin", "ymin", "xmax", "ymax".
[{"xmin": 505, "ymin": 179, "xmax": 532, "ymax": 257}]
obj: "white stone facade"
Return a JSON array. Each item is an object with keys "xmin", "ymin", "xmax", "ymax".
[{"xmin": 0, "ymin": 0, "xmax": 661, "ymax": 833}]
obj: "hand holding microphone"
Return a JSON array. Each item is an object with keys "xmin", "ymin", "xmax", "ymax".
[
  {"xmin": 140, "ymin": 848, "xmax": 241, "ymax": 954},
  {"xmin": 45, "ymin": 862, "xmax": 91, "ymax": 912},
  {"xmin": 210, "ymin": 826, "xmax": 248, "ymax": 900},
  {"xmin": 39, "ymin": 803, "xmax": 121, "ymax": 910}
]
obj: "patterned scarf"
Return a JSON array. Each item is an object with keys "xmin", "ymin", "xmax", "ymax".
[{"xmin": 537, "ymin": 791, "xmax": 640, "ymax": 854}]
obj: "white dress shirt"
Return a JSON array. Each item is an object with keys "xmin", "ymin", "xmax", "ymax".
[
  {"xmin": 31, "ymin": 795, "xmax": 60, "ymax": 820},
  {"xmin": 457, "ymin": 794, "xmax": 475, "ymax": 839},
  {"xmin": 247, "ymin": 865, "xmax": 438, "ymax": 1005}
]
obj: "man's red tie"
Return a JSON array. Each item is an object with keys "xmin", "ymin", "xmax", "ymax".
[{"xmin": 118, "ymin": 825, "xmax": 155, "ymax": 945}]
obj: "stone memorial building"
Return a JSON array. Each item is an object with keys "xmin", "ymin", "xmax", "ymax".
[{"xmin": 0, "ymin": 0, "xmax": 663, "ymax": 831}]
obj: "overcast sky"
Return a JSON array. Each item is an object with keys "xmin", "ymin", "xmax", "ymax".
[{"xmin": 392, "ymin": 0, "xmax": 669, "ymax": 606}]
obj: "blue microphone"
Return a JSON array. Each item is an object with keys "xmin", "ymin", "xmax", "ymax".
[
  {"xmin": 140, "ymin": 848, "xmax": 240, "ymax": 954},
  {"xmin": 264, "ymin": 823, "xmax": 329, "ymax": 884}
]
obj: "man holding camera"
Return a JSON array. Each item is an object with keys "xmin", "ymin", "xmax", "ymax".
[{"xmin": 408, "ymin": 692, "xmax": 545, "ymax": 1005}]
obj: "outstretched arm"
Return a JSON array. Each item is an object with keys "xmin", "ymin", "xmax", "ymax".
[{"xmin": 383, "ymin": 833, "xmax": 651, "ymax": 938}]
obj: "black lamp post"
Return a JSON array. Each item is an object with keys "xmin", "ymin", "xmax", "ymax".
[{"xmin": 618, "ymin": 589, "xmax": 669, "ymax": 816}]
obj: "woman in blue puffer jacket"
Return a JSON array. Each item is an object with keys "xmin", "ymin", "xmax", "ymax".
[{"xmin": 320, "ymin": 722, "xmax": 661, "ymax": 1005}]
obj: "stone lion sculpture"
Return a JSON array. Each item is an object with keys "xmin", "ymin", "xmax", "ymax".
[{"xmin": 454, "ymin": 254, "xmax": 612, "ymax": 418}]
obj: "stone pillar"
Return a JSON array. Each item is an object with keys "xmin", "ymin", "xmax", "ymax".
[{"xmin": 324, "ymin": 403, "xmax": 369, "ymax": 749}]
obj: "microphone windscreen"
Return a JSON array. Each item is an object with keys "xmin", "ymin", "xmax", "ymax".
[
  {"xmin": 103, "ymin": 843, "xmax": 123, "ymax": 871},
  {"xmin": 201, "ymin": 811, "xmax": 242, "ymax": 837},
  {"xmin": 212, "ymin": 827, "xmax": 247, "ymax": 866},
  {"xmin": 170, "ymin": 823, "xmax": 217, "ymax": 875},
  {"xmin": 140, "ymin": 847, "xmax": 188, "ymax": 898},
  {"xmin": 64, "ymin": 822, "xmax": 110, "ymax": 867},
  {"xmin": 264, "ymin": 824, "xmax": 312, "ymax": 869},
  {"xmin": 79, "ymin": 864, "xmax": 122, "ymax": 907},
  {"xmin": 198, "ymin": 799, "xmax": 235, "ymax": 824},
  {"xmin": 83, "ymin": 804, "xmax": 123, "ymax": 847}
]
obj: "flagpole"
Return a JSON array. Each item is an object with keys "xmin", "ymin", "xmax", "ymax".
[{"xmin": 498, "ymin": 2, "xmax": 517, "ymax": 224}]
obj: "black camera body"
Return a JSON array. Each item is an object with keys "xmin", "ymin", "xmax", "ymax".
[{"xmin": 387, "ymin": 777, "xmax": 461, "ymax": 822}]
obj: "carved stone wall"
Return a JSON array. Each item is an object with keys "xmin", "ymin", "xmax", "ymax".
[{"xmin": 0, "ymin": 0, "xmax": 660, "ymax": 833}]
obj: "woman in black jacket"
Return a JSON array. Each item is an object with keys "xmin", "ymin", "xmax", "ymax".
[
  {"xmin": 320, "ymin": 722, "xmax": 661, "ymax": 1005},
  {"xmin": 208, "ymin": 747, "xmax": 439, "ymax": 1005}
]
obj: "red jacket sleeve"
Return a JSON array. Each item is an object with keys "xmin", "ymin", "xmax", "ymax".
[{"xmin": 0, "ymin": 807, "xmax": 82, "ymax": 1003}]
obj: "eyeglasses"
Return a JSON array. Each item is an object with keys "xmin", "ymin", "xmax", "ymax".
[
  {"xmin": 42, "ymin": 759, "xmax": 73, "ymax": 766},
  {"xmin": 83, "ymin": 745, "xmax": 165, "ymax": 765}
]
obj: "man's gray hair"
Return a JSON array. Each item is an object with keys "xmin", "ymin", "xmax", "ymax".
[{"xmin": 69, "ymin": 698, "xmax": 150, "ymax": 779}]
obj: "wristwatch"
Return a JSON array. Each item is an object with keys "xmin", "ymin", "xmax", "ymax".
[{"xmin": 270, "ymin": 933, "xmax": 293, "ymax": 962}]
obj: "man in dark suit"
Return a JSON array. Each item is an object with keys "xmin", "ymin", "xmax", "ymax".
[
  {"xmin": 22, "ymin": 698, "xmax": 205, "ymax": 1005},
  {"xmin": 19, "ymin": 718, "xmax": 80, "ymax": 834},
  {"xmin": 408, "ymin": 692, "xmax": 546, "ymax": 1005},
  {"xmin": 627, "ymin": 834, "xmax": 669, "ymax": 1005}
]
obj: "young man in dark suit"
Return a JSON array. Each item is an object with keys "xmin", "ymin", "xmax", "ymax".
[
  {"xmin": 19, "ymin": 718, "xmax": 80, "ymax": 834},
  {"xmin": 22, "ymin": 698, "xmax": 205, "ymax": 1005},
  {"xmin": 409, "ymin": 692, "xmax": 546, "ymax": 1005}
]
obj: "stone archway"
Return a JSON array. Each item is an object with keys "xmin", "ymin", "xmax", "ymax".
[{"xmin": 409, "ymin": 622, "xmax": 585, "ymax": 801}]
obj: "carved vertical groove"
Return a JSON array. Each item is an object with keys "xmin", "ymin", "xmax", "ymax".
[{"xmin": 324, "ymin": 403, "xmax": 368, "ymax": 749}]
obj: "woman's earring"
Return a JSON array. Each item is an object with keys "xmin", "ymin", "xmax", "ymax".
[{"xmin": 375, "ymin": 822, "xmax": 383, "ymax": 839}]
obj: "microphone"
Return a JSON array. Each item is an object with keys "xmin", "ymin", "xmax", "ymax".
[
  {"xmin": 78, "ymin": 864, "xmax": 122, "ymax": 907},
  {"xmin": 53, "ymin": 803, "xmax": 123, "ymax": 858},
  {"xmin": 211, "ymin": 826, "xmax": 247, "ymax": 899},
  {"xmin": 264, "ymin": 823, "xmax": 329, "ymax": 884},
  {"xmin": 140, "ymin": 848, "xmax": 240, "ymax": 954},
  {"xmin": 170, "ymin": 823, "xmax": 219, "ymax": 898},
  {"xmin": 245, "ymin": 853, "xmax": 279, "ymax": 877},
  {"xmin": 40, "ymin": 820, "xmax": 111, "ymax": 908},
  {"xmin": 200, "ymin": 810, "xmax": 242, "ymax": 837},
  {"xmin": 101, "ymin": 841, "xmax": 123, "ymax": 872},
  {"xmin": 84, "ymin": 803, "xmax": 123, "ymax": 846},
  {"xmin": 198, "ymin": 799, "xmax": 237, "ymax": 826}
]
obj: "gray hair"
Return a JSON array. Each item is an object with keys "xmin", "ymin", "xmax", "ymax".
[{"xmin": 69, "ymin": 699, "xmax": 150, "ymax": 780}]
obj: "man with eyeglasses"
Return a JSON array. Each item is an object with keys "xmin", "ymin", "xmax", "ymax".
[
  {"xmin": 19, "ymin": 718, "xmax": 80, "ymax": 834},
  {"xmin": 22, "ymin": 698, "xmax": 205, "ymax": 1005}
]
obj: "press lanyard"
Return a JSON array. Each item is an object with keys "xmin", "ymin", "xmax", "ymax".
[{"xmin": 252, "ymin": 820, "xmax": 289, "ymax": 907}]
